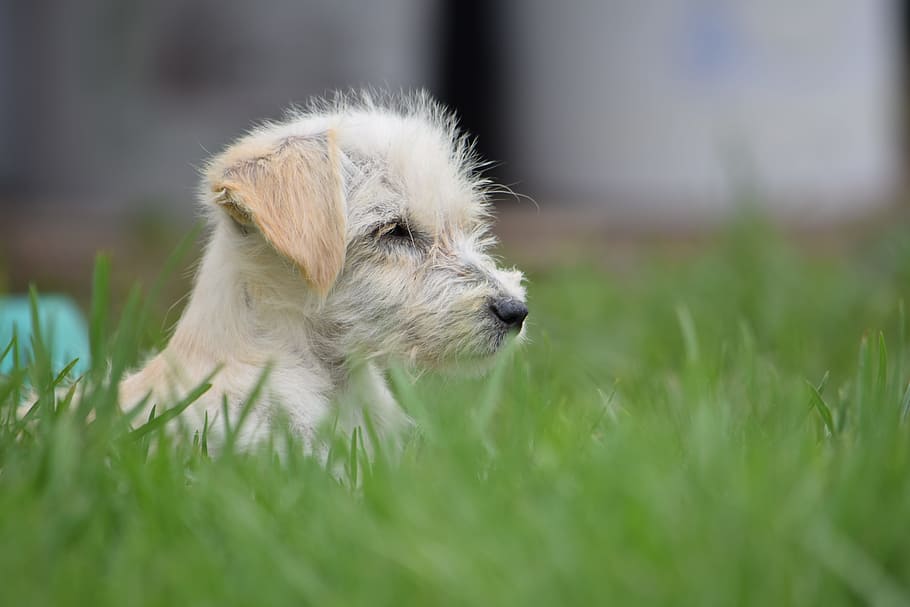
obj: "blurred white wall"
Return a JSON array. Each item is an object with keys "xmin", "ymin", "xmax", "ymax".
[
  {"xmin": 2, "ymin": 0, "xmax": 440, "ymax": 214},
  {"xmin": 503, "ymin": 0, "xmax": 901, "ymax": 223},
  {"xmin": 1, "ymin": 0, "xmax": 903, "ymax": 225}
]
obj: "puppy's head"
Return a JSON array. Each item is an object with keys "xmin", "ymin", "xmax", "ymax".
[{"xmin": 203, "ymin": 93, "xmax": 527, "ymax": 367}]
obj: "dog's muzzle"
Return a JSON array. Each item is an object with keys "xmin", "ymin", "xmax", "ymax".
[{"xmin": 489, "ymin": 297, "xmax": 528, "ymax": 332}]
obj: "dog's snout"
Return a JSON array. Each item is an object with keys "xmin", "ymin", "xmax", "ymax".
[{"xmin": 490, "ymin": 297, "xmax": 528, "ymax": 331}]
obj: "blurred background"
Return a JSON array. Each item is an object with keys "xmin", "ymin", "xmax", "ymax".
[{"xmin": 0, "ymin": 0, "xmax": 906, "ymax": 297}]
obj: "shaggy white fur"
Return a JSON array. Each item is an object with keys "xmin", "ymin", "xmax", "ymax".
[{"xmin": 120, "ymin": 92, "xmax": 528, "ymax": 454}]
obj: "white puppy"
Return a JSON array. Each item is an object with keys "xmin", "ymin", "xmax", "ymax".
[{"xmin": 120, "ymin": 93, "xmax": 528, "ymax": 453}]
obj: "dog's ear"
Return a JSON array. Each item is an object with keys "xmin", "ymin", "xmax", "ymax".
[{"xmin": 207, "ymin": 131, "xmax": 346, "ymax": 295}]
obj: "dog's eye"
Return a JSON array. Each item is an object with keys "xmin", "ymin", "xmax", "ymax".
[{"xmin": 375, "ymin": 222, "xmax": 412, "ymax": 241}]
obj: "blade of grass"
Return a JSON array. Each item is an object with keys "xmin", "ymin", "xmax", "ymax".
[
  {"xmin": 140, "ymin": 223, "xmax": 203, "ymax": 346},
  {"xmin": 118, "ymin": 392, "xmax": 155, "ymax": 427},
  {"xmin": 472, "ymin": 341, "xmax": 516, "ymax": 455},
  {"xmin": 804, "ymin": 521, "xmax": 910, "ymax": 607},
  {"xmin": 0, "ymin": 333, "xmax": 16, "ymax": 368},
  {"xmin": 125, "ymin": 380, "xmax": 213, "ymax": 443},
  {"xmin": 347, "ymin": 427, "xmax": 360, "ymax": 488},
  {"xmin": 89, "ymin": 254, "xmax": 111, "ymax": 368},
  {"xmin": 221, "ymin": 364, "xmax": 272, "ymax": 453},
  {"xmin": 27, "ymin": 285, "xmax": 56, "ymax": 419},
  {"xmin": 676, "ymin": 303, "xmax": 699, "ymax": 365},
  {"xmin": 0, "ymin": 368, "xmax": 28, "ymax": 422},
  {"xmin": 51, "ymin": 359, "xmax": 80, "ymax": 389},
  {"xmin": 855, "ymin": 334, "xmax": 871, "ymax": 427},
  {"xmin": 900, "ymin": 382, "xmax": 910, "ymax": 423},
  {"xmin": 897, "ymin": 301, "xmax": 905, "ymax": 396},
  {"xmin": 877, "ymin": 331, "xmax": 887, "ymax": 397},
  {"xmin": 388, "ymin": 366, "xmax": 435, "ymax": 442},
  {"xmin": 201, "ymin": 410, "xmax": 209, "ymax": 457},
  {"xmin": 806, "ymin": 376, "xmax": 834, "ymax": 437}
]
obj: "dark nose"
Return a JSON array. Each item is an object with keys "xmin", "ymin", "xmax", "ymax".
[{"xmin": 490, "ymin": 297, "xmax": 528, "ymax": 330}]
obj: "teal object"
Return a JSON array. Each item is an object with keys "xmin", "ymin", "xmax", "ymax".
[{"xmin": 0, "ymin": 295, "xmax": 91, "ymax": 376}]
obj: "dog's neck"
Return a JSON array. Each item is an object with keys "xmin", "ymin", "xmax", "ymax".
[{"xmin": 169, "ymin": 224, "xmax": 351, "ymax": 393}]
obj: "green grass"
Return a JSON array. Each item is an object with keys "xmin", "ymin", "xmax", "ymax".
[{"xmin": 3, "ymin": 221, "xmax": 910, "ymax": 606}]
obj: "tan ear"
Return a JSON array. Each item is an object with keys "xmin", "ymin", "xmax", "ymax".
[{"xmin": 208, "ymin": 131, "xmax": 346, "ymax": 295}]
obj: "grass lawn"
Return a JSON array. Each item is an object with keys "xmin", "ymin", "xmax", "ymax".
[{"xmin": 2, "ymin": 220, "xmax": 910, "ymax": 606}]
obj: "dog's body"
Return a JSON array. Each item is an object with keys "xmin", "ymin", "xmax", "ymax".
[{"xmin": 120, "ymin": 94, "xmax": 527, "ymax": 453}]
